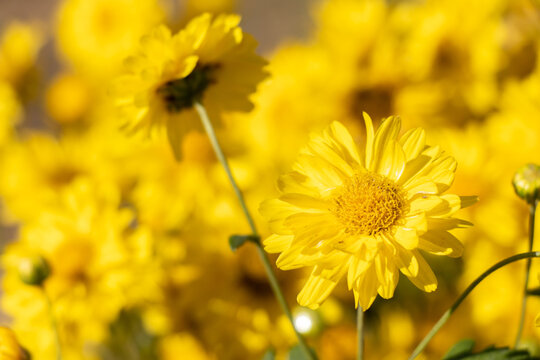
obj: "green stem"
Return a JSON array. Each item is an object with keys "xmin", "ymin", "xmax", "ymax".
[
  {"xmin": 357, "ymin": 306, "xmax": 364, "ymax": 360},
  {"xmin": 193, "ymin": 102, "xmax": 315, "ymax": 360},
  {"xmin": 43, "ymin": 289, "xmax": 62, "ymax": 360},
  {"xmin": 514, "ymin": 201, "xmax": 537, "ymax": 348},
  {"xmin": 408, "ymin": 251, "xmax": 540, "ymax": 360}
]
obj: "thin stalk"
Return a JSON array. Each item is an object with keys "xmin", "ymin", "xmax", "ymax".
[
  {"xmin": 409, "ymin": 251, "xmax": 540, "ymax": 360},
  {"xmin": 43, "ymin": 289, "xmax": 62, "ymax": 360},
  {"xmin": 193, "ymin": 102, "xmax": 315, "ymax": 360},
  {"xmin": 514, "ymin": 201, "xmax": 537, "ymax": 348},
  {"xmin": 357, "ymin": 306, "xmax": 364, "ymax": 360}
]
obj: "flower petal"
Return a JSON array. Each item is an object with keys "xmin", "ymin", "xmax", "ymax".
[
  {"xmin": 399, "ymin": 127, "xmax": 426, "ymax": 162},
  {"xmin": 297, "ymin": 263, "xmax": 349, "ymax": 309},
  {"xmin": 405, "ymin": 250, "xmax": 437, "ymax": 292},
  {"xmin": 418, "ymin": 230, "xmax": 463, "ymax": 257}
]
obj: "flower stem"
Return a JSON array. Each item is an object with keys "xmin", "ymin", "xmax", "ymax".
[
  {"xmin": 43, "ymin": 289, "xmax": 62, "ymax": 360},
  {"xmin": 408, "ymin": 251, "xmax": 540, "ymax": 360},
  {"xmin": 193, "ymin": 102, "xmax": 315, "ymax": 360},
  {"xmin": 357, "ymin": 306, "xmax": 364, "ymax": 360},
  {"xmin": 514, "ymin": 201, "xmax": 537, "ymax": 348}
]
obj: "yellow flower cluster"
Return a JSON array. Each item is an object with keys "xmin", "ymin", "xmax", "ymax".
[{"xmin": 0, "ymin": 0, "xmax": 538, "ymax": 359}]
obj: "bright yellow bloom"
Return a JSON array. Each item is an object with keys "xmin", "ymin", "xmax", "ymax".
[
  {"xmin": 56, "ymin": 0, "xmax": 164, "ymax": 80},
  {"xmin": 260, "ymin": 114, "xmax": 476, "ymax": 310},
  {"xmin": 0, "ymin": 327, "xmax": 27, "ymax": 360},
  {"xmin": 113, "ymin": 13, "xmax": 267, "ymax": 159}
]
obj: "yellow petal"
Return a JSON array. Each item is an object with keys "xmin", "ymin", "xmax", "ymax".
[
  {"xmin": 327, "ymin": 121, "xmax": 362, "ymax": 165},
  {"xmin": 393, "ymin": 242, "xmax": 419, "ymax": 277},
  {"xmin": 259, "ymin": 199, "xmax": 297, "ymax": 234},
  {"xmin": 394, "ymin": 227, "xmax": 419, "ymax": 249},
  {"xmin": 263, "ymin": 234, "xmax": 293, "ymax": 253},
  {"xmin": 293, "ymin": 154, "xmax": 344, "ymax": 191},
  {"xmin": 370, "ymin": 116, "xmax": 401, "ymax": 172},
  {"xmin": 418, "ymin": 230, "xmax": 463, "ymax": 257},
  {"xmin": 404, "ymin": 177, "xmax": 439, "ymax": 198},
  {"xmin": 279, "ymin": 193, "xmax": 329, "ymax": 210},
  {"xmin": 347, "ymin": 255, "xmax": 370, "ymax": 290},
  {"xmin": 277, "ymin": 171, "xmax": 319, "ymax": 197},
  {"xmin": 398, "ymin": 145, "xmax": 441, "ymax": 185},
  {"xmin": 399, "ymin": 127, "xmax": 426, "ymax": 162},
  {"xmin": 297, "ymin": 263, "xmax": 348, "ymax": 309},
  {"xmin": 409, "ymin": 196, "xmax": 444, "ymax": 215},
  {"xmin": 460, "ymin": 196, "xmax": 478, "ymax": 209},
  {"xmin": 353, "ymin": 264, "xmax": 379, "ymax": 310},
  {"xmin": 376, "ymin": 140, "xmax": 406, "ymax": 181},
  {"xmin": 374, "ymin": 252, "xmax": 398, "ymax": 299},
  {"xmin": 405, "ymin": 250, "xmax": 437, "ymax": 292},
  {"xmin": 404, "ymin": 212, "xmax": 428, "ymax": 234},
  {"xmin": 363, "ymin": 112, "xmax": 375, "ymax": 170}
]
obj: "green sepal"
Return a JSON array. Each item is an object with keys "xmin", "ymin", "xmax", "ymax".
[{"xmin": 229, "ymin": 234, "xmax": 260, "ymax": 251}]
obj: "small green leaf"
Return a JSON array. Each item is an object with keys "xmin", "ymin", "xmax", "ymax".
[
  {"xmin": 443, "ymin": 342, "xmax": 540, "ymax": 360},
  {"xmin": 262, "ymin": 348, "xmax": 276, "ymax": 360},
  {"xmin": 288, "ymin": 344, "xmax": 318, "ymax": 360},
  {"xmin": 229, "ymin": 234, "xmax": 260, "ymax": 250},
  {"xmin": 443, "ymin": 339, "xmax": 475, "ymax": 359}
]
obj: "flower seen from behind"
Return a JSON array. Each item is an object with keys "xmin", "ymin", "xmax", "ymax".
[
  {"xmin": 260, "ymin": 114, "xmax": 477, "ymax": 310},
  {"xmin": 113, "ymin": 13, "xmax": 268, "ymax": 159}
]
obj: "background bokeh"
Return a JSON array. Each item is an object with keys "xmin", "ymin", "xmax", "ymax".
[{"xmin": 0, "ymin": 0, "xmax": 539, "ymax": 359}]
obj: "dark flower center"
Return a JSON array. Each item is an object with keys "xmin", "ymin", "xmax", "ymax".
[{"xmin": 156, "ymin": 64, "xmax": 219, "ymax": 113}]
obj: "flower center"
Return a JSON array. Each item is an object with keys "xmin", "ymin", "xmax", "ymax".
[
  {"xmin": 331, "ymin": 172, "xmax": 406, "ymax": 236},
  {"xmin": 156, "ymin": 64, "xmax": 219, "ymax": 113}
]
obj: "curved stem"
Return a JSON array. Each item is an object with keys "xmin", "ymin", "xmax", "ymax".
[
  {"xmin": 193, "ymin": 102, "xmax": 315, "ymax": 360},
  {"xmin": 357, "ymin": 306, "xmax": 364, "ymax": 360},
  {"xmin": 408, "ymin": 251, "xmax": 540, "ymax": 360},
  {"xmin": 514, "ymin": 201, "xmax": 537, "ymax": 348},
  {"xmin": 43, "ymin": 289, "xmax": 62, "ymax": 360}
]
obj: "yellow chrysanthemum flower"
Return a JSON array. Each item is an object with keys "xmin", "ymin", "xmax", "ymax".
[
  {"xmin": 0, "ymin": 327, "xmax": 27, "ymax": 360},
  {"xmin": 260, "ymin": 114, "xmax": 476, "ymax": 310},
  {"xmin": 113, "ymin": 13, "xmax": 267, "ymax": 158}
]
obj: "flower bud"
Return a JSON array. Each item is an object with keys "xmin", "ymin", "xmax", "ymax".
[
  {"xmin": 513, "ymin": 164, "xmax": 540, "ymax": 204},
  {"xmin": 18, "ymin": 256, "xmax": 50, "ymax": 286}
]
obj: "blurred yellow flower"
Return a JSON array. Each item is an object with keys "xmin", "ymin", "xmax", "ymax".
[
  {"xmin": 0, "ymin": 82, "xmax": 20, "ymax": 145},
  {"xmin": 113, "ymin": 13, "xmax": 267, "ymax": 158},
  {"xmin": 1, "ymin": 180, "xmax": 161, "ymax": 358},
  {"xmin": 260, "ymin": 115, "xmax": 476, "ymax": 310},
  {"xmin": 159, "ymin": 333, "xmax": 212, "ymax": 360},
  {"xmin": 0, "ymin": 22, "xmax": 42, "ymax": 87},
  {"xmin": 55, "ymin": 0, "xmax": 164, "ymax": 80},
  {"xmin": 0, "ymin": 327, "xmax": 27, "ymax": 360},
  {"xmin": 45, "ymin": 73, "xmax": 91, "ymax": 124}
]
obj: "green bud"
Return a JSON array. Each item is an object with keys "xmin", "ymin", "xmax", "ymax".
[
  {"xmin": 512, "ymin": 164, "xmax": 540, "ymax": 204},
  {"xmin": 18, "ymin": 256, "xmax": 50, "ymax": 286}
]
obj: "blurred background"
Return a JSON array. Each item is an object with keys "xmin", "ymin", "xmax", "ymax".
[{"xmin": 0, "ymin": 0, "xmax": 539, "ymax": 359}]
